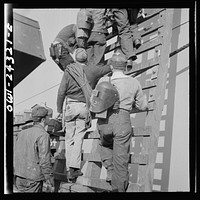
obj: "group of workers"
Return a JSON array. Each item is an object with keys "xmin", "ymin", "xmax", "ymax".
[{"xmin": 14, "ymin": 8, "xmax": 148, "ymax": 193}]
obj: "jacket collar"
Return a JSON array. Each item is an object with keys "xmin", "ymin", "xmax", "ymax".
[
  {"xmin": 111, "ymin": 71, "xmax": 129, "ymax": 80},
  {"xmin": 33, "ymin": 124, "xmax": 46, "ymax": 130}
]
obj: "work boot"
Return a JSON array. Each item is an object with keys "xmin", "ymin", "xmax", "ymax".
[
  {"xmin": 134, "ymin": 38, "xmax": 142, "ymax": 49},
  {"xmin": 126, "ymin": 55, "xmax": 137, "ymax": 71},
  {"xmin": 67, "ymin": 168, "xmax": 83, "ymax": 180},
  {"xmin": 106, "ymin": 168, "xmax": 113, "ymax": 183},
  {"xmin": 126, "ymin": 59, "xmax": 133, "ymax": 71}
]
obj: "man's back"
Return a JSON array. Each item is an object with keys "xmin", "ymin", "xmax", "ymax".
[
  {"xmin": 14, "ymin": 125, "xmax": 51, "ymax": 180},
  {"xmin": 97, "ymin": 72, "xmax": 147, "ymax": 111}
]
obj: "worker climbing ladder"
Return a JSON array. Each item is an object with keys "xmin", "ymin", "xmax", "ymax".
[{"xmin": 52, "ymin": 8, "xmax": 174, "ymax": 193}]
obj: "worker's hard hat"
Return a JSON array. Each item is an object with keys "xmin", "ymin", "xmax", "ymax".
[
  {"xmin": 75, "ymin": 48, "xmax": 87, "ymax": 62},
  {"xmin": 109, "ymin": 52, "xmax": 127, "ymax": 70},
  {"xmin": 90, "ymin": 81, "xmax": 119, "ymax": 113}
]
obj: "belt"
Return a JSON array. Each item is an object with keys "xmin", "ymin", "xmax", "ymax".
[
  {"xmin": 112, "ymin": 108, "xmax": 130, "ymax": 113},
  {"xmin": 66, "ymin": 97, "xmax": 85, "ymax": 104}
]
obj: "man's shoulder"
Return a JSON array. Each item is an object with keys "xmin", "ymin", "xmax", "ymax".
[
  {"xmin": 97, "ymin": 76, "xmax": 109, "ymax": 84},
  {"xmin": 31, "ymin": 125, "xmax": 49, "ymax": 136}
]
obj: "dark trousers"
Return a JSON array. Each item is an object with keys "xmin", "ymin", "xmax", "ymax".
[
  {"xmin": 97, "ymin": 109, "xmax": 132, "ymax": 192},
  {"xmin": 127, "ymin": 8, "xmax": 141, "ymax": 43},
  {"xmin": 87, "ymin": 31, "xmax": 107, "ymax": 66},
  {"xmin": 15, "ymin": 176, "xmax": 43, "ymax": 193},
  {"xmin": 112, "ymin": 9, "xmax": 136, "ymax": 60}
]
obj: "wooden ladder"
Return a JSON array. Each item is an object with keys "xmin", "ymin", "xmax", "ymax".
[{"xmin": 54, "ymin": 8, "xmax": 174, "ymax": 192}]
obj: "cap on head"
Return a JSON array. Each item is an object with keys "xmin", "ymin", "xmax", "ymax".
[
  {"xmin": 110, "ymin": 52, "xmax": 127, "ymax": 70},
  {"xmin": 75, "ymin": 48, "xmax": 87, "ymax": 63},
  {"xmin": 31, "ymin": 106, "xmax": 49, "ymax": 122}
]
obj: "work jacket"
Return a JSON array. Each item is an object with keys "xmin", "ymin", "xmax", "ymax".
[{"xmin": 14, "ymin": 124, "xmax": 52, "ymax": 181}]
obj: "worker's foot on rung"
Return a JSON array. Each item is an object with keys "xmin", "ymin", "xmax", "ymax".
[{"xmin": 134, "ymin": 39, "xmax": 142, "ymax": 49}]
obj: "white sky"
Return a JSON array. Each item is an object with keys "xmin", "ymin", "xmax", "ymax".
[{"xmin": 13, "ymin": 9, "xmax": 79, "ymax": 117}]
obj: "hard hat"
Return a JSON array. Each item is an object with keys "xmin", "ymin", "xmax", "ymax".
[
  {"xmin": 110, "ymin": 52, "xmax": 127, "ymax": 70},
  {"xmin": 31, "ymin": 106, "xmax": 49, "ymax": 122},
  {"xmin": 90, "ymin": 81, "xmax": 119, "ymax": 113},
  {"xmin": 75, "ymin": 48, "xmax": 87, "ymax": 62}
]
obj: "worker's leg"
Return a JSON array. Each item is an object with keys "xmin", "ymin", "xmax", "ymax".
[
  {"xmin": 87, "ymin": 31, "xmax": 106, "ymax": 66},
  {"xmin": 112, "ymin": 9, "xmax": 136, "ymax": 61},
  {"xmin": 69, "ymin": 119, "xmax": 87, "ymax": 169},
  {"xmin": 65, "ymin": 121, "xmax": 76, "ymax": 171},
  {"xmin": 15, "ymin": 176, "xmax": 43, "ymax": 193},
  {"xmin": 111, "ymin": 110, "xmax": 132, "ymax": 192},
  {"xmin": 67, "ymin": 102, "xmax": 89, "ymax": 170},
  {"xmin": 97, "ymin": 120, "xmax": 114, "ymax": 182}
]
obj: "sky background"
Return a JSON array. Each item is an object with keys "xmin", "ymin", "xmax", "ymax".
[{"xmin": 13, "ymin": 8, "xmax": 80, "ymax": 117}]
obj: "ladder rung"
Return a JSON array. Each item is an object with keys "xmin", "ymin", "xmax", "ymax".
[
  {"xmin": 125, "ymin": 56, "xmax": 160, "ymax": 76},
  {"xmin": 140, "ymin": 17, "xmax": 164, "ymax": 37},
  {"xmin": 76, "ymin": 176, "xmax": 112, "ymax": 191},
  {"xmin": 82, "ymin": 153, "xmax": 101, "ymax": 162},
  {"xmin": 83, "ymin": 126, "xmax": 152, "ymax": 139},
  {"xmin": 129, "ymin": 154, "xmax": 149, "ymax": 165},
  {"xmin": 132, "ymin": 125, "xmax": 152, "ymax": 137},
  {"xmin": 106, "ymin": 14, "xmax": 164, "ymax": 47},
  {"xmin": 82, "ymin": 153, "xmax": 149, "ymax": 165},
  {"xmin": 143, "ymin": 79, "xmax": 157, "ymax": 90},
  {"xmin": 60, "ymin": 182, "xmax": 96, "ymax": 193},
  {"xmin": 137, "ymin": 9, "xmax": 165, "ymax": 25},
  {"xmin": 105, "ymin": 35, "xmax": 162, "ymax": 56},
  {"xmin": 137, "ymin": 37, "xmax": 162, "ymax": 54}
]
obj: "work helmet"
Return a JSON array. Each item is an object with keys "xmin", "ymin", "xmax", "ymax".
[
  {"xmin": 90, "ymin": 81, "xmax": 119, "ymax": 113},
  {"xmin": 109, "ymin": 52, "xmax": 127, "ymax": 70}
]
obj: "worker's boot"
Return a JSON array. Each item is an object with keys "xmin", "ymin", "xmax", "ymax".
[
  {"xmin": 126, "ymin": 55, "xmax": 137, "ymax": 71},
  {"xmin": 106, "ymin": 168, "xmax": 113, "ymax": 183},
  {"xmin": 134, "ymin": 38, "xmax": 141, "ymax": 49},
  {"xmin": 67, "ymin": 167, "xmax": 83, "ymax": 181}
]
